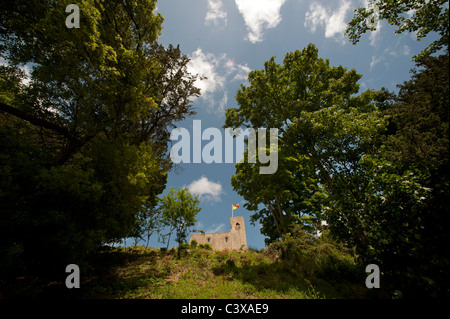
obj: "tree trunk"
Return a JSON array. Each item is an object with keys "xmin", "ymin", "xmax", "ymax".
[{"xmin": 166, "ymin": 225, "xmax": 174, "ymax": 249}]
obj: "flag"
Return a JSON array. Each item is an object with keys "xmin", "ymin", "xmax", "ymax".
[{"xmin": 232, "ymin": 204, "xmax": 239, "ymax": 210}]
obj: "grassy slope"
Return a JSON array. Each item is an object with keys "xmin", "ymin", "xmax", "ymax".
[{"xmin": 81, "ymin": 246, "xmax": 368, "ymax": 299}]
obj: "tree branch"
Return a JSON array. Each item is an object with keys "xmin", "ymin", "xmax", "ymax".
[
  {"xmin": 0, "ymin": 102, "xmax": 95, "ymax": 166},
  {"xmin": 0, "ymin": 102, "xmax": 78, "ymax": 142}
]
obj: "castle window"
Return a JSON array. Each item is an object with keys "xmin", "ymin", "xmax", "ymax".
[
  {"xmin": 225, "ymin": 237, "xmax": 228, "ymax": 243},
  {"xmin": 207, "ymin": 237, "xmax": 211, "ymax": 243},
  {"xmin": 235, "ymin": 223, "xmax": 240, "ymax": 230}
]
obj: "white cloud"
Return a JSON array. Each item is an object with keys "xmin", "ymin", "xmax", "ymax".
[
  {"xmin": 403, "ymin": 44, "xmax": 410, "ymax": 56},
  {"xmin": 383, "ymin": 43, "xmax": 411, "ymax": 58},
  {"xmin": 206, "ymin": 223, "xmax": 226, "ymax": 233},
  {"xmin": 304, "ymin": 3, "xmax": 327, "ymax": 33},
  {"xmin": 205, "ymin": 0, "xmax": 227, "ymax": 27},
  {"xmin": 368, "ymin": 21, "xmax": 382, "ymax": 47},
  {"xmin": 304, "ymin": 0, "xmax": 352, "ymax": 43},
  {"xmin": 361, "ymin": 0, "xmax": 382, "ymax": 47},
  {"xmin": 188, "ymin": 176, "xmax": 223, "ymax": 202},
  {"xmin": 235, "ymin": 0, "xmax": 287, "ymax": 43},
  {"xmin": 225, "ymin": 58, "xmax": 251, "ymax": 81},
  {"xmin": 384, "ymin": 47, "xmax": 398, "ymax": 57},
  {"xmin": 369, "ymin": 55, "xmax": 383, "ymax": 71},
  {"xmin": 188, "ymin": 48, "xmax": 250, "ymax": 112},
  {"xmin": 188, "ymin": 48, "xmax": 226, "ymax": 100}
]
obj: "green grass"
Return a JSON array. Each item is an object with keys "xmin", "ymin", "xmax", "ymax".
[{"xmin": 80, "ymin": 245, "xmax": 368, "ymax": 299}]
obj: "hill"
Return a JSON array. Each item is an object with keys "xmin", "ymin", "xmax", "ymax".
[{"xmin": 77, "ymin": 244, "xmax": 368, "ymax": 299}]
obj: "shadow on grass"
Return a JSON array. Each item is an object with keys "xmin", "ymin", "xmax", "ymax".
[
  {"xmin": 210, "ymin": 255, "xmax": 369, "ymax": 299},
  {"xmin": 81, "ymin": 247, "xmax": 171, "ymax": 298},
  {"xmin": 14, "ymin": 246, "xmax": 371, "ymax": 299},
  {"xmin": 82, "ymin": 247, "xmax": 370, "ymax": 299}
]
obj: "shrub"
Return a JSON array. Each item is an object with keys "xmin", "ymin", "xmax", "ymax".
[
  {"xmin": 179, "ymin": 243, "xmax": 190, "ymax": 250},
  {"xmin": 267, "ymin": 224, "xmax": 360, "ymax": 279},
  {"xmin": 198, "ymin": 243, "xmax": 213, "ymax": 250}
]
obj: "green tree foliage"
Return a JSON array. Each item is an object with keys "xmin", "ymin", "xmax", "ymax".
[
  {"xmin": 357, "ymin": 53, "xmax": 449, "ymax": 297},
  {"xmin": 128, "ymin": 205, "xmax": 163, "ymax": 248},
  {"xmin": 345, "ymin": 0, "xmax": 449, "ymax": 297},
  {"xmin": 230, "ymin": 145, "xmax": 324, "ymax": 244},
  {"xmin": 0, "ymin": 0, "xmax": 199, "ymax": 278},
  {"xmin": 225, "ymin": 42, "xmax": 449, "ymax": 297},
  {"xmin": 158, "ymin": 187, "xmax": 201, "ymax": 249},
  {"xmin": 224, "ymin": 44, "xmax": 387, "ymax": 245},
  {"xmin": 268, "ymin": 224, "xmax": 361, "ymax": 281},
  {"xmin": 346, "ymin": 0, "xmax": 449, "ymax": 61},
  {"xmin": 294, "ymin": 53, "xmax": 450, "ymax": 297}
]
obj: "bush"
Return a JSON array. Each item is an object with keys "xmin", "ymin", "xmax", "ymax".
[
  {"xmin": 267, "ymin": 224, "xmax": 360, "ymax": 279},
  {"xmin": 198, "ymin": 243, "xmax": 213, "ymax": 250},
  {"xmin": 179, "ymin": 243, "xmax": 190, "ymax": 250},
  {"xmin": 177, "ymin": 242, "xmax": 190, "ymax": 259}
]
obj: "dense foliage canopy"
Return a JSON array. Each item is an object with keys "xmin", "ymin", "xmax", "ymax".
[
  {"xmin": 225, "ymin": 44, "xmax": 449, "ymax": 297},
  {"xmin": 0, "ymin": 0, "xmax": 199, "ymax": 277}
]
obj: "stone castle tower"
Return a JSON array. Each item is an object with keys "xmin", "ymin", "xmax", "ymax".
[{"xmin": 189, "ymin": 216, "xmax": 247, "ymax": 250}]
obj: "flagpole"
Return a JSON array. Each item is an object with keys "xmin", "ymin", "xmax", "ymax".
[{"xmin": 232, "ymin": 204, "xmax": 233, "ymax": 218}]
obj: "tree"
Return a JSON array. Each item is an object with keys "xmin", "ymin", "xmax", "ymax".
[
  {"xmin": 224, "ymin": 44, "xmax": 388, "ymax": 244},
  {"xmin": 357, "ymin": 53, "xmax": 449, "ymax": 297},
  {"xmin": 225, "ymin": 43, "xmax": 449, "ymax": 297},
  {"xmin": 0, "ymin": 0, "xmax": 200, "ymax": 279},
  {"xmin": 346, "ymin": 0, "xmax": 449, "ymax": 61},
  {"xmin": 230, "ymin": 141, "xmax": 324, "ymax": 244},
  {"xmin": 129, "ymin": 205, "xmax": 163, "ymax": 248},
  {"xmin": 346, "ymin": 0, "xmax": 449, "ymax": 295},
  {"xmin": 0, "ymin": 0, "xmax": 199, "ymax": 166},
  {"xmin": 158, "ymin": 187, "xmax": 201, "ymax": 249}
]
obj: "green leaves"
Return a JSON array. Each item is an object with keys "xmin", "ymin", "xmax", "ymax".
[
  {"xmin": 225, "ymin": 44, "xmax": 385, "ymax": 243},
  {"xmin": 0, "ymin": 0, "xmax": 200, "ymax": 278},
  {"xmin": 346, "ymin": 0, "xmax": 449, "ymax": 61},
  {"xmin": 224, "ymin": 43, "xmax": 450, "ymax": 296},
  {"xmin": 321, "ymin": 52, "xmax": 449, "ymax": 297},
  {"xmin": 158, "ymin": 187, "xmax": 201, "ymax": 248}
]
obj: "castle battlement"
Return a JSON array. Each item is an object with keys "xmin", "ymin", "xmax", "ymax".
[{"xmin": 189, "ymin": 216, "xmax": 247, "ymax": 250}]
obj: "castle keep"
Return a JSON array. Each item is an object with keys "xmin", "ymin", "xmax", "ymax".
[{"xmin": 189, "ymin": 216, "xmax": 247, "ymax": 251}]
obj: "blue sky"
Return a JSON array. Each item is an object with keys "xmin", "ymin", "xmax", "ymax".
[{"xmin": 146, "ymin": 0, "xmax": 439, "ymax": 250}]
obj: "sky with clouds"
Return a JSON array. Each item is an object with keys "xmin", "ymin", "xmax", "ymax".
[{"xmin": 150, "ymin": 0, "xmax": 439, "ymax": 249}]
